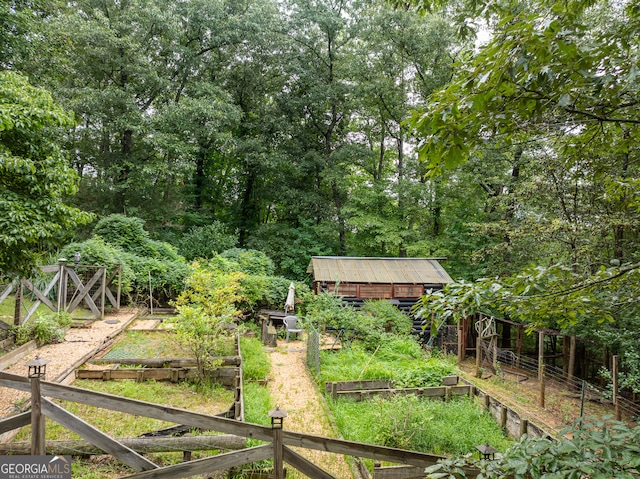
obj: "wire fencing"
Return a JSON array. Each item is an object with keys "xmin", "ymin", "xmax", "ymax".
[
  {"xmin": 306, "ymin": 324, "xmax": 320, "ymax": 377},
  {"xmin": 487, "ymin": 344, "xmax": 640, "ymax": 423}
]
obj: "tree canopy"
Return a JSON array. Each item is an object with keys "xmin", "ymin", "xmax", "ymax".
[{"xmin": 0, "ymin": 70, "xmax": 92, "ymax": 276}]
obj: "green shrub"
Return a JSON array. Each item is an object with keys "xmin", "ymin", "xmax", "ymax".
[
  {"xmin": 13, "ymin": 312, "xmax": 72, "ymax": 346},
  {"xmin": 219, "ymin": 248, "xmax": 275, "ymax": 276},
  {"xmin": 306, "ymin": 292, "xmax": 359, "ymax": 331},
  {"xmin": 178, "ymin": 222, "xmax": 238, "ymax": 260},
  {"xmin": 360, "ymin": 300, "xmax": 413, "ymax": 335},
  {"xmin": 60, "ymin": 216, "xmax": 189, "ymax": 305},
  {"xmin": 92, "ymin": 214, "xmax": 150, "ymax": 255}
]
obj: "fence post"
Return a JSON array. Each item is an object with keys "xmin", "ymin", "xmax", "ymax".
[
  {"xmin": 519, "ymin": 418, "xmax": 528, "ymax": 438},
  {"xmin": 539, "ymin": 364, "xmax": 546, "ymax": 408},
  {"xmin": 269, "ymin": 408, "xmax": 287, "ymax": 479},
  {"xmin": 537, "ymin": 331, "xmax": 544, "ymax": 382},
  {"xmin": 30, "ymin": 377, "xmax": 45, "ymax": 455},
  {"xmin": 613, "ymin": 355, "xmax": 620, "ymax": 421},
  {"xmin": 13, "ymin": 280, "xmax": 23, "ymax": 326}
]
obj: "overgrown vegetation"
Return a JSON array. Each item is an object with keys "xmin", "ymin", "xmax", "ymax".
[
  {"xmin": 240, "ymin": 335, "xmax": 271, "ymax": 381},
  {"xmin": 60, "ymin": 214, "xmax": 189, "ymax": 305},
  {"xmin": 425, "ymin": 417, "xmax": 640, "ymax": 479},
  {"xmin": 319, "ymin": 339, "xmax": 455, "ymax": 387},
  {"xmin": 332, "ymin": 395, "xmax": 511, "ymax": 455},
  {"xmin": 306, "ymin": 294, "xmax": 414, "ymax": 352},
  {"xmin": 12, "ymin": 311, "xmax": 72, "ymax": 346},
  {"xmin": 317, "ymin": 333, "xmax": 509, "ymax": 459}
]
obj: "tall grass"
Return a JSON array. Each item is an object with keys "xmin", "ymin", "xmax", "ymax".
[
  {"xmin": 330, "ymin": 395, "xmax": 512, "ymax": 456},
  {"xmin": 240, "ymin": 335, "xmax": 270, "ymax": 381},
  {"xmin": 319, "ymin": 339, "xmax": 457, "ymax": 387}
]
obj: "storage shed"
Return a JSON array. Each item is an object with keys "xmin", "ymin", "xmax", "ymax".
[{"xmin": 307, "ymin": 256, "xmax": 453, "ymax": 303}]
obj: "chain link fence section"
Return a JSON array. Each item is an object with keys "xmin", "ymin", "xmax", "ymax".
[{"xmin": 306, "ymin": 324, "xmax": 320, "ymax": 377}]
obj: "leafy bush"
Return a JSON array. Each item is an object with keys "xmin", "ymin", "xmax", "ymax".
[
  {"xmin": 92, "ymin": 214, "xmax": 182, "ymax": 261},
  {"xmin": 13, "ymin": 312, "xmax": 72, "ymax": 346},
  {"xmin": 60, "ymin": 216, "xmax": 189, "ymax": 305},
  {"xmin": 218, "ymin": 248, "xmax": 275, "ymax": 276},
  {"xmin": 360, "ymin": 300, "xmax": 412, "ymax": 336},
  {"xmin": 178, "ymin": 222, "xmax": 238, "ymax": 260},
  {"xmin": 426, "ymin": 417, "xmax": 640, "ymax": 478},
  {"xmin": 305, "ymin": 292, "xmax": 359, "ymax": 331},
  {"xmin": 172, "ymin": 305, "xmax": 234, "ymax": 383}
]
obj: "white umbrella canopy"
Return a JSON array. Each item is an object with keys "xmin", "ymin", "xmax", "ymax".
[{"xmin": 284, "ymin": 282, "xmax": 295, "ymax": 313}]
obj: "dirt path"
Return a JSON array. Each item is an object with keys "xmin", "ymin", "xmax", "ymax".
[
  {"xmin": 268, "ymin": 338, "xmax": 354, "ymax": 479},
  {"xmin": 0, "ymin": 309, "xmax": 138, "ymax": 419}
]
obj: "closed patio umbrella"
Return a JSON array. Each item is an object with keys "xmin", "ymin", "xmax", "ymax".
[{"xmin": 284, "ymin": 282, "xmax": 295, "ymax": 313}]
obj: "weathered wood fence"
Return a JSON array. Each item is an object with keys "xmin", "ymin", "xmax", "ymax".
[
  {"xmin": 325, "ymin": 379, "xmax": 473, "ymax": 402},
  {"xmin": 0, "ymin": 263, "xmax": 121, "ymax": 325},
  {"xmin": 0, "ymin": 370, "xmax": 479, "ymax": 479}
]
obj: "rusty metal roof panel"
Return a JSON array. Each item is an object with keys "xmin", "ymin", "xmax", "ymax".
[{"xmin": 307, "ymin": 257, "xmax": 453, "ymax": 285}]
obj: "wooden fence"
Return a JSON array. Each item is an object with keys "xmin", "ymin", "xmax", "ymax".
[
  {"xmin": 325, "ymin": 380, "xmax": 473, "ymax": 402},
  {"xmin": 0, "ymin": 370, "xmax": 479, "ymax": 479},
  {"xmin": 0, "ymin": 263, "xmax": 121, "ymax": 325}
]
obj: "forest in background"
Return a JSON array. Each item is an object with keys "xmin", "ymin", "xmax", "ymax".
[{"xmin": 2, "ymin": 0, "xmax": 640, "ymax": 390}]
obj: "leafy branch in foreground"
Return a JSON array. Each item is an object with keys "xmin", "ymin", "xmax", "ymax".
[
  {"xmin": 413, "ymin": 262, "xmax": 640, "ymax": 330},
  {"xmin": 425, "ymin": 417, "xmax": 640, "ymax": 479}
]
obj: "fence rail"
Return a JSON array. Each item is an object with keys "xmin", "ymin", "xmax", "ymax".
[{"xmin": 0, "ymin": 369, "xmax": 479, "ymax": 478}]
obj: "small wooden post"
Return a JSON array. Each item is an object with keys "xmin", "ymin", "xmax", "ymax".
[
  {"xmin": 539, "ymin": 364, "xmax": 546, "ymax": 408},
  {"xmin": 330, "ymin": 382, "xmax": 338, "ymax": 399},
  {"xmin": 516, "ymin": 325, "xmax": 523, "ymax": 368},
  {"xmin": 100, "ymin": 266, "xmax": 106, "ymax": 319},
  {"xmin": 116, "ymin": 264, "xmax": 122, "ymax": 309},
  {"xmin": 538, "ymin": 331, "xmax": 544, "ymax": 382},
  {"xmin": 57, "ymin": 260, "xmax": 65, "ymax": 313},
  {"xmin": 269, "ymin": 408, "xmax": 287, "ymax": 479},
  {"xmin": 13, "ymin": 280, "xmax": 23, "ymax": 326},
  {"xmin": 457, "ymin": 319, "xmax": 462, "ymax": 364},
  {"xmin": 568, "ymin": 335, "xmax": 576, "ymax": 383},
  {"xmin": 475, "ymin": 338, "xmax": 482, "ymax": 377},
  {"xmin": 519, "ymin": 418, "xmax": 528, "ymax": 437},
  {"xmin": 613, "ymin": 355, "xmax": 620, "ymax": 420},
  {"xmin": 31, "ymin": 377, "xmax": 45, "ymax": 455}
]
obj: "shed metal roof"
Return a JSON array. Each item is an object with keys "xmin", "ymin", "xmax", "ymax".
[{"xmin": 307, "ymin": 256, "xmax": 453, "ymax": 285}]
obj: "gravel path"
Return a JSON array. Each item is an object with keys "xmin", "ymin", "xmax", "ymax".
[
  {"xmin": 268, "ymin": 338, "xmax": 354, "ymax": 479},
  {"xmin": 0, "ymin": 309, "xmax": 138, "ymax": 419}
]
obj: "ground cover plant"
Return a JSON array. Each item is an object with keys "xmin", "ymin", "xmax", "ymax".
[
  {"xmin": 14, "ymin": 379, "xmax": 235, "ymax": 478},
  {"xmin": 98, "ymin": 330, "xmax": 194, "ymax": 360}
]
